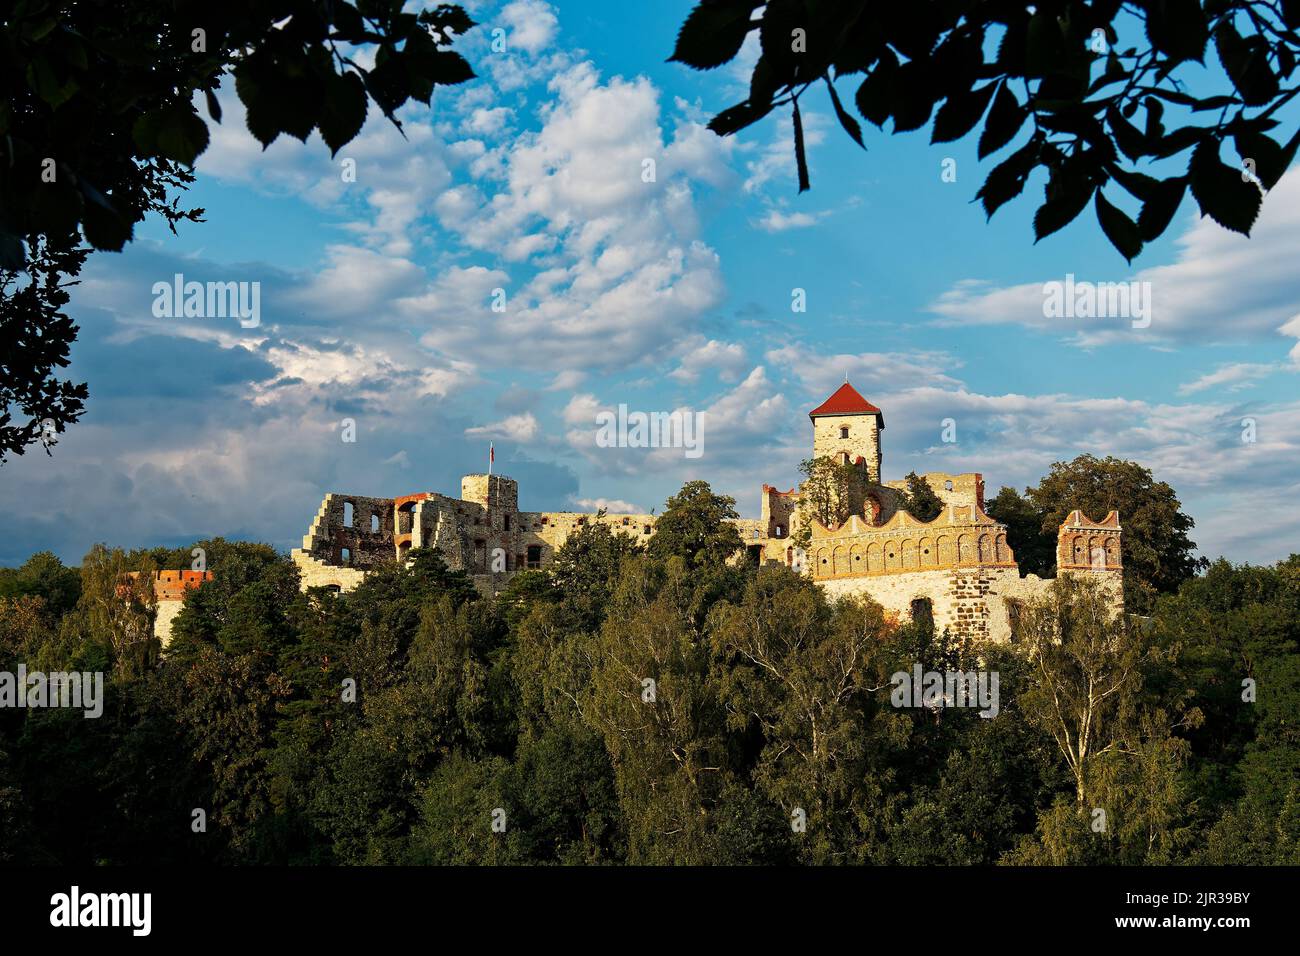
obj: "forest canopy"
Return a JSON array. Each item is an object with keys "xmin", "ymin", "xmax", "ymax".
[{"xmin": 1, "ymin": 467, "xmax": 1295, "ymax": 865}]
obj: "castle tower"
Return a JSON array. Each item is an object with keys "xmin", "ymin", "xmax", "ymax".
[
  {"xmin": 1056, "ymin": 510, "xmax": 1122, "ymax": 572},
  {"xmin": 461, "ymin": 473, "xmax": 519, "ymax": 517},
  {"xmin": 809, "ymin": 382, "xmax": 885, "ymax": 483}
]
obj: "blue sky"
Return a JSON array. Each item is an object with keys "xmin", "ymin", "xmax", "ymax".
[{"xmin": 3, "ymin": 0, "xmax": 1299, "ymax": 567}]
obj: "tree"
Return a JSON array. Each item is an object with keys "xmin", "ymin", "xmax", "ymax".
[
  {"xmin": 0, "ymin": 549, "xmax": 81, "ymax": 618},
  {"xmin": 1018, "ymin": 575, "xmax": 1200, "ymax": 807},
  {"xmin": 986, "ymin": 485, "xmax": 1056, "ymax": 578},
  {"xmin": 0, "ymin": 236, "xmax": 88, "ymax": 461},
  {"xmin": 898, "ymin": 470, "xmax": 944, "ymax": 522},
  {"xmin": 0, "ymin": 2, "xmax": 477, "ymax": 459},
  {"xmin": 671, "ymin": 1, "xmax": 1300, "ymax": 260},
  {"xmin": 545, "ymin": 518, "xmax": 644, "ymax": 631},
  {"xmin": 709, "ymin": 567, "xmax": 894, "ymax": 862},
  {"xmin": 585, "ymin": 557, "xmax": 729, "ymax": 863},
  {"xmin": 649, "ymin": 480, "xmax": 744, "ymax": 569},
  {"xmin": 791, "ymin": 455, "xmax": 870, "ymax": 550},
  {"xmin": 1026, "ymin": 454, "xmax": 1203, "ymax": 612}
]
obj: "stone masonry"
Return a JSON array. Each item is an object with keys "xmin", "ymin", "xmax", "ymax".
[{"xmin": 290, "ymin": 382, "xmax": 1124, "ymax": 644}]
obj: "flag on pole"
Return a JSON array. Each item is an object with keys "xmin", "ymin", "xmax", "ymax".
[{"xmin": 489, "ymin": 442, "xmax": 494, "ymax": 475}]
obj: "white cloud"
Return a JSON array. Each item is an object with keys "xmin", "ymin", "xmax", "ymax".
[
  {"xmin": 499, "ymin": 0, "xmax": 559, "ymax": 55},
  {"xmin": 547, "ymin": 369, "xmax": 586, "ymax": 390},
  {"xmin": 466, "ymin": 412, "xmax": 540, "ymax": 442},
  {"xmin": 412, "ymin": 62, "xmax": 728, "ymax": 371},
  {"xmin": 767, "ymin": 344, "xmax": 965, "ymax": 397},
  {"xmin": 570, "ymin": 496, "xmax": 642, "ymax": 513},
  {"xmin": 928, "ymin": 168, "xmax": 1300, "ymax": 360},
  {"xmin": 669, "ymin": 337, "xmax": 748, "ymax": 383},
  {"xmin": 754, "ymin": 209, "xmax": 820, "ymax": 232},
  {"xmin": 1177, "ymin": 362, "xmax": 1284, "ymax": 395}
]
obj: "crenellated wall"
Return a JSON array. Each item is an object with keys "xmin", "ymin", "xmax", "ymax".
[{"xmin": 806, "ymin": 501, "xmax": 1015, "ymax": 580}]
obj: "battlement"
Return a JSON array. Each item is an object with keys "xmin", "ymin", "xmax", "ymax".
[
  {"xmin": 1057, "ymin": 510, "xmax": 1123, "ymax": 571},
  {"xmin": 807, "ymin": 502, "xmax": 1015, "ymax": 580},
  {"xmin": 121, "ymin": 569, "xmax": 213, "ymax": 602}
]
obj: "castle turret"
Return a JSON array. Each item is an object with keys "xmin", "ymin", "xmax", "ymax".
[
  {"xmin": 809, "ymin": 382, "xmax": 884, "ymax": 482},
  {"xmin": 1057, "ymin": 510, "xmax": 1125, "ymax": 611}
]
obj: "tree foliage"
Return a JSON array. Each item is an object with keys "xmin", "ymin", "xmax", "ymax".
[
  {"xmin": 0, "ymin": 1, "xmax": 477, "ymax": 460},
  {"xmin": 792, "ymin": 455, "xmax": 871, "ymax": 549},
  {"xmin": 0, "ymin": 477, "xmax": 1295, "ymax": 866},
  {"xmin": 671, "ymin": 1, "xmax": 1300, "ymax": 260},
  {"xmin": 898, "ymin": 470, "xmax": 944, "ymax": 522}
]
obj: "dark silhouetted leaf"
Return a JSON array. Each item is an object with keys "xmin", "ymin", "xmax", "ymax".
[
  {"xmin": 978, "ymin": 81, "xmax": 1025, "ymax": 158},
  {"xmin": 669, "ymin": 1, "xmax": 757, "ymax": 70},
  {"xmin": 1034, "ymin": 175, "xmax": 1094, "ymax": 241},
  {"xmin": 82, "ymin": 196, "xmax": 133, "ymax": 251},
  {"xmin": 975, "ymin": 137, "xmax": 1039, "ymax": 218},
  {"xmin": 1136, "ymin": 176, "xmax": 1187, "ymax": 240},
  {"xmin": 1215, "ymin": 23, "xmax": 1279, "ymax": 106},
  {"xmin": 793, "ymin": 101, "xmax": 810, "ymax": 192},
  {"xmin": 319, "ymin": 71, "xmax": 368, "ymax": 155},
  {"xmin": 204, "ymin": 88, "xmax": 222, "ymax": 123},
  {"xmin": 155, "ymin": 107, "xmax": 210, "ymax": 166},
  {"xmin": 707, "ymin": 99, "xmax": 773, "ymax": 136},
  {"xmin": 1189, "ymin": 139, "xmax": 1261, "ymax": 234},
  {"xmin": 825, "ymin": 78, "xmax": 864, "ymax": 148},
  {"xmin": 1095, "ymin": 191, "xmax": 1143, "ymax": 261},
  {"xmin": 932, "ymin": 81, "xmax": 996, "ymax": 144},
  {"xmin": 1145, "ymin": 0, "xmax": 1208, "ymax": 63},
  {"xmin": 855, "ymin": 51, "xmax": 897, "ymax": 128}
]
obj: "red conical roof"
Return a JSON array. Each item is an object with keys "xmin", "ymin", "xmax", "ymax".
[{"xmin": 809, "ymin": 382, "xmax": 883, "ymax": 420}]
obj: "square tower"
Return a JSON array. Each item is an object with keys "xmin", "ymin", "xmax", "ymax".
[{"xmin": 809, "ymin": 382, "xmax": 885, "ymax": 482}]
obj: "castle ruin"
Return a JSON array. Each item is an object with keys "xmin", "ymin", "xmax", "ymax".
[{"xmin": 288, "ymin": 382, "xmax": 1124, "ymax": 645}]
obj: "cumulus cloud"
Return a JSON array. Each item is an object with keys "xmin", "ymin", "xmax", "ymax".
[
  {"xmin": 669, "ymin": 338, "xmax": 748, "ymax": 383},
  {"xmin": 499, "ymin": 0, "xmax": 559, "ymax": 55}
]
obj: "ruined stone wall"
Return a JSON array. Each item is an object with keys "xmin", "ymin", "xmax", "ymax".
[
  {"xmin": 122, "ymin": 570, "xmax": 212, "ymax": 647},
  {"xmin": 292, "ymin": 550, "xmax": 368, "ymax": 592},
  {"xmin": 820, "ymin": 565, "xmax": 1057, "ymax": 644},
  {"xmin": 884, "ymin": 472, "xmax": 984, "ymax": 510},
  {"xmin": 299, "ymin": 492, "xmax": 397, "ymax": 569},
  {"xmin": 758, "ymin": 485, "xmax": 798, "ymax": 538},
  {"xmin": 155, "ymin": 600, "xmax": 185, "ymax": 648},
  {"xmin": 516, "ymin": 510, "xmax": 657, "ymax": 570}
]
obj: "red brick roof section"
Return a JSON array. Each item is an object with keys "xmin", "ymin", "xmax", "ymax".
[{"xmin": 808, "ymin": 382, "xmax": 883, "ymax": 419}]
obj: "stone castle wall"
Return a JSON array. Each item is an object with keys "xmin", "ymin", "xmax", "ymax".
[{"xmin": 281, "ymin": 389, "xmax": 1126, "ymax": 643}]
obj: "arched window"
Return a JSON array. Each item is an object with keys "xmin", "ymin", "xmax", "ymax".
[
  {"xmin": 340, "ymin": 547, "xmax": 352, "ymax": 564},
  {"xmin": 370, "ymin": 513, "xmax": 380, "ymax": 533},
  {"xmin": 343, "ymin": 501, "xmax": 355, "ymax": 528}
]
